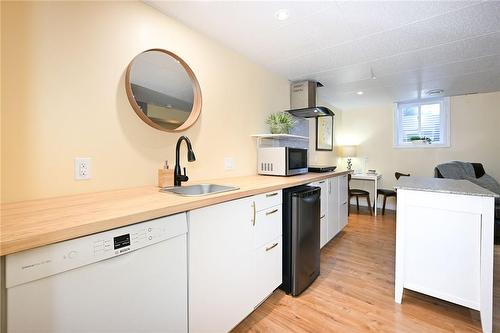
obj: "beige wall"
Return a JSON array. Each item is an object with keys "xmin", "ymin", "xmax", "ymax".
[
  {"xmin": 1, "ymin": 1, "xmax": 290, "ymax": 202},
  {"xmin": 337, "ymin": 91, "xmax": 500, "ymax": 208}
]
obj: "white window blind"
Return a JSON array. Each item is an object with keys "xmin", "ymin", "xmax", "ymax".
[{"xmin": 394, "ymin": 98, "xmax": 449, "ymax": 147}]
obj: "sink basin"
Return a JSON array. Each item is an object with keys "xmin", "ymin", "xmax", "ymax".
[{"xmin": 160, "ymin": 184, "xmax": 239, "ymax": 197}]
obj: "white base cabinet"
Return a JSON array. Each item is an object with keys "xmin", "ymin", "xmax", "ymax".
[
  {"xmin": 312, "ymin": 174, "xmax": 349, "ymax": 248},
  {"xmin": 188, "ymin": 197, "xmax": 254, "ymax": 333},
  {"xmin": 395, "ymin": 188, "xmax": 495, "ymax": 333},
  {"xmin": 338, "ymin": 174, "xmax": 349, "ymax": 230},
  {"xmin": 327, "ymin": 177, "xmax": 339, "ymax": 241},
  {"xmin": 188, "ymin": 190, "xmax": 282, "ymax": 333},
  {"xmin": 310, "ymin": 180, "xmax": 328, "ymax": 248}
]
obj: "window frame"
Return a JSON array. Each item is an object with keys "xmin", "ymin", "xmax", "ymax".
[{"xmin": 393, "ymin": 97, "xmax": 450, "ymax": 148}]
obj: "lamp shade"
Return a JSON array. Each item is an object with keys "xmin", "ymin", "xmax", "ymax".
[{"xmin": 339, "ymin": 145, "xmax": 357, "ymax": 158}]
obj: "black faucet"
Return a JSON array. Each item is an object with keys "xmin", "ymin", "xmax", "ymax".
[{"xmin": 174, "ymin": 136, "xmax": 196, "ymax": 186}]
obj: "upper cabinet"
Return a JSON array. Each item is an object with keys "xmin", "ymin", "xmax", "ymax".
[{"xmin": 125, "ymin": 49, "xmax": 202, "ymax": 132}]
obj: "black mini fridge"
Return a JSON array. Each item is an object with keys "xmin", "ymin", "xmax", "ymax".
[{"xmin": 280, "ymin": 185, "xmax": 321, "ymax": 296}]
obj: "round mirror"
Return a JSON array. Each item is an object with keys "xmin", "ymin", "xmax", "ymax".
[{"xmin": 125, "ymin": 49, "xmax": 202, "ymax": 132}]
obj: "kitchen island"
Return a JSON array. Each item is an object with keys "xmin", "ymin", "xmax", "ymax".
[{"xmin": 394, "ymin": 177, "xmax": 498, "ymax": 333}]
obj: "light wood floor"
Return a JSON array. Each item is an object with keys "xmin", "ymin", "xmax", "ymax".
[{"xmin": 233, "ymin": 208, "xmax": 499, "ymax": 333}]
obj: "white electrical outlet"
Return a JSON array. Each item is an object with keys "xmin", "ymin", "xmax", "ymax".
[
  {"xmin": 74, "ymin": 157, "xmax": 92, "ymax": 180},
  {"xmin": 224, "ymin": 157, "xmax": 235, "ymax": 171}
]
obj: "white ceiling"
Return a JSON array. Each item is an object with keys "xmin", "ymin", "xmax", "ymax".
[{"xmin": 146, "ymin": 1, "xmax": 500, "ymax": 109}]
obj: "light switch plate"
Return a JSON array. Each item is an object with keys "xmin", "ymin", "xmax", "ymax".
[
  {"xmin": 75, "ymin": 157, "xmax": 92, "ymax": 180},
  {"xmin": 224, "ymin": 157, "xmax": 235, "ymax": 171}
]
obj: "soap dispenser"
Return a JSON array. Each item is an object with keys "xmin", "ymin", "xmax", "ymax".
[{"xmin": 158, "ymin": 160, "xmax": 174, "ymax": 188}]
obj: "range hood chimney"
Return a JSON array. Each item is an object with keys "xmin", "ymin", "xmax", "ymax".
[{"xmin": 285, "ymin": 81, "xmax": 334, "ymax": 118}]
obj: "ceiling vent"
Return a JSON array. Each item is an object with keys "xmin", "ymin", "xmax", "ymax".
[{"xmin": 425, "ymin": 89, "xmax": 444, "ymax": 96}]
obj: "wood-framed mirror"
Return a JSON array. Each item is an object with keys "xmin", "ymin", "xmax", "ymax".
[{"xmin": 125, "ymin": 49, "xmax": 202, "ymax": 132}]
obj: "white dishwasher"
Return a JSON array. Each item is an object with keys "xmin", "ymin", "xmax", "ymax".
[{"xmin": 4, "ymin": 212, "xmax": 188, "ymax": 333}]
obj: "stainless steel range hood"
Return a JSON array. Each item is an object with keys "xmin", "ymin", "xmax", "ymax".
[{"xmin": 285, "ymin": 81, "xmax": 334, "ymax": 118}]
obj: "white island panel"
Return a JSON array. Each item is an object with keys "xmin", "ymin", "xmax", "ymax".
[{"xmin": 395, "ymin": 178, "xmax": 497, "ymax": 333}]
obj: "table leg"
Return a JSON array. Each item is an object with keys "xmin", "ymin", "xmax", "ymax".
[{"xmin": 374, "ymin": 178, "xmax": 378, "ymax": 216}]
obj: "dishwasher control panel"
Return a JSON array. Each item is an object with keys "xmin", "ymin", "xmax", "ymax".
[
  {"xmin": 6, "ymin": 213, "xmax": 188, "ymax": 288},
  {"xmin": 92, "ymin": 222, "xmax": 171, "ymax": 257}
]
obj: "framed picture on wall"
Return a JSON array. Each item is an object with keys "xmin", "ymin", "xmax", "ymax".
[{"xmin": 316, "ymin": 115, "xmax": 333, "ymax": 151}]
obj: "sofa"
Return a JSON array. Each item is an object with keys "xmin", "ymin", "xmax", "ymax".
[{"xmin": 435, "ymin": 162, "xmax": 500, "ymax": 243}]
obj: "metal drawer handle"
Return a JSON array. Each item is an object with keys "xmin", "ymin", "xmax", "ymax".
[
  {"xmin": 266, "ymin": 209, "xmax": 278, "ymax": 216},
  {"xmin": 266, "ymin": 243, "xmax": 279, "ymax": 251},
  {"xmin": 320, "ymin": 214, "xmax": 325, "ymax": 219},
  {"xmin": 266, "ymin": 192, "xmax": 278, "ymax": 197},
  {"xmin": 252, "ymin": 201, "xmax": 256, "ymax": 226},
  {"xmin": 319, "ymin": 181, "xmax": 325, "ymax": 184}
]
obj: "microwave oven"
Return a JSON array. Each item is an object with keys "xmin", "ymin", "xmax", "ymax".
[{"xmin": 257, "ymin": 147, "xmax": 308, "ymax": 176}]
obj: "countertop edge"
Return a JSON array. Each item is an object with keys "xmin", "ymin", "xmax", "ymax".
[
  {"xmin": 1, "ymin": 171, "xmax": 351, "ymax": 256},
  {"xmin": 394, "ymin": 177, "xmax": 499, "ymax": 198}
]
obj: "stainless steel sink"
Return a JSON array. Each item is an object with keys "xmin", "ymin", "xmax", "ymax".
[{"xmin": 160, "ymin": 184, "xmax": 239, "ymax": 197}]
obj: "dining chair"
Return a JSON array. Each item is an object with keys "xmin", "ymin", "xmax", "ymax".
[
  {"xmin": 348, "ymin": 173, "xmax": 372, "ymax": 216},
  {"xmin": 376, "ymin": 172, "xmax": 410, "ymax": 214}
]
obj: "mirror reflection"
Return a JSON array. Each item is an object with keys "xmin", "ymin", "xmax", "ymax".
[{"xmin": 127, "ymin": 49, "xmax": 200, "ymax": 131}]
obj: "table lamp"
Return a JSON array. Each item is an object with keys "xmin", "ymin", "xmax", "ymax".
[{"xmin": 339, "ymin": 145, "xmax": 357, "ymax": 171}]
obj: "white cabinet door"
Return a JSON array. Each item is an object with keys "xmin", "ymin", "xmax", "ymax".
[
  {"xmin": 319, "ymin": 215, "xmax": 328, "ymax": 248},
  {"xmin": 189, "ymin": 197, "xmax": 255, "ymax": 333},
  {"xmin": 254, "ymin": 237, "xmax": 282, "ymax": 307},
  {"xmin": 310, "ymin": 180, "xmax": 328, "ymax": 217},
  {"xmin": 327, "ymin": 177, "xmax": 339, "ymax": 241},
  {"xmin": 311, "ymin": 180, "xmax": 328, "ymax": 247},
  {"xmin": 338, "ymin": 175, "xmax": 349, "ymax": 230}
]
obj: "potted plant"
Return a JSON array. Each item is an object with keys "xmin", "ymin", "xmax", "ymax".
[
  {"xmin": 266, "ymin": 112, "xmax": 296, "ymax": 134},
  {"xmin": 409, "ymin": 135, "xmax": 432, "ymax": 144}
]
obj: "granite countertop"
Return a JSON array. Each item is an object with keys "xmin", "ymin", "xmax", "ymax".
[{"xmin": 395, "ymin": 176, "xmax": 499, "ymax": 198}]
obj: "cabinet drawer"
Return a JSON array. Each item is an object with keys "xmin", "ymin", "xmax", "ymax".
[
  {"xmin": 254, "ymin": 204, "xmax": 282, "ymax": 248},
  {"xmin": 253, "ymin": 190, "xmax": 282, "ymax": 212},
  {"xmin": 254, "ymin": 237, "xmax": 282, "ymax": 307}
]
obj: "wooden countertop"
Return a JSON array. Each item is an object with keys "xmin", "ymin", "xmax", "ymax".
[{"xmin": 0, "ymin": 171, "xmax": 349, "ymax": 256}]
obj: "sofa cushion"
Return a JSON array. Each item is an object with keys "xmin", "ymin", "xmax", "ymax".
[
  {"xmin": 465, "ymin": 174, "xmax": 500, "ymax": 196},
  {"xmin": 436, "ymin": 161, "xmax": 475, "ymax": 179}
]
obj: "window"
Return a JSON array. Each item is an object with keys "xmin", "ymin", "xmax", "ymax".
[{"xmin": 394, "ymin": 97, "xmax": 450, "ymax": 148}]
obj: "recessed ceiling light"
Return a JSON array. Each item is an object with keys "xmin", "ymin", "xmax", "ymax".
[
  {"xmin": 370, "ymin": 67, "xmax": 377, "ymax": 80},
  {"xmin": 356, "ymin": 91, "xmax": 364, "ymax": 95},
  {"xmin": 426, "ymin": 89, "xmax": 444, "ymax": 96},
  {"xmin": 275, "ymin": 9, "xmax": 289, "ymax": 21}
]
